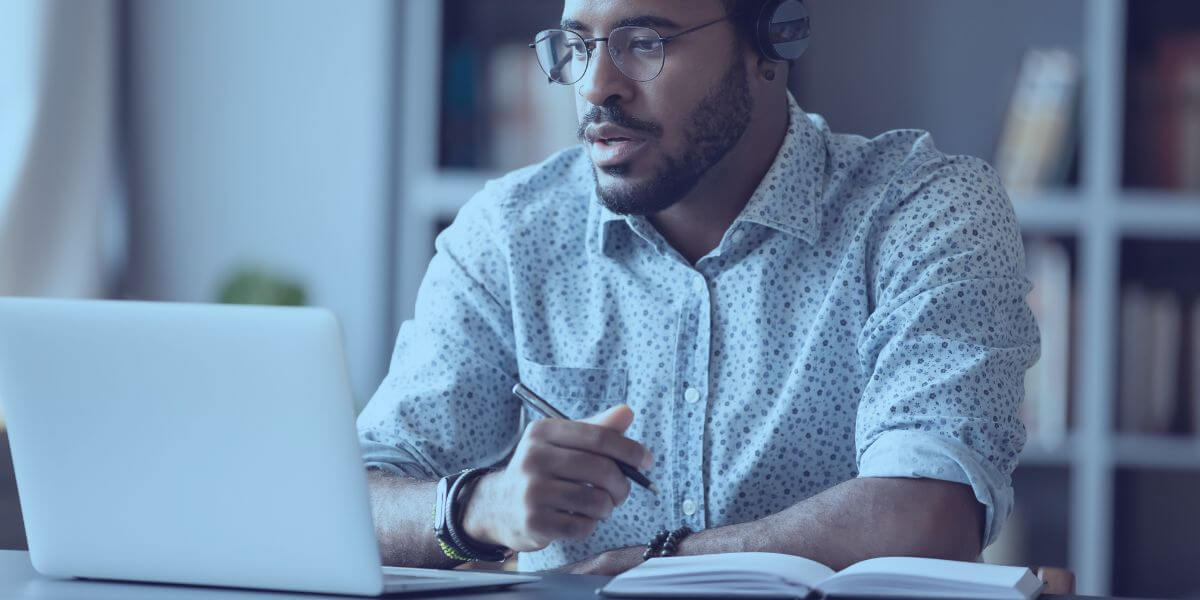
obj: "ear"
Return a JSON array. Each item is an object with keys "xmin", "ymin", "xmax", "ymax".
[{"xmin": 754, "ymin": 56, "xmax": 788, "ymax": 84}]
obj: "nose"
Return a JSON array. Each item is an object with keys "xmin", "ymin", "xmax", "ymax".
[{"xmin": 576, "ymin": 41, "xmax": 636, "ymax": 107}]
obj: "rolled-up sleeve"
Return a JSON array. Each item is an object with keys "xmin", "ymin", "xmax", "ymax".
[
  {"xmin": 855, "ymin": 154, "xmax": 1040, "ymax": 547},
  {"xmin": 357, "ymin": 186, "xmax": 522, "ymax": 480}
]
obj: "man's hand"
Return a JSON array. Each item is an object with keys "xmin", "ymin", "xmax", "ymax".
[
  {"xmin": 556, "ymin": 545, "xmax": 644, "ymax": 576},
  {"xmin": 461, "ymin": 404, "xmax": 653, "ymax": 553}
]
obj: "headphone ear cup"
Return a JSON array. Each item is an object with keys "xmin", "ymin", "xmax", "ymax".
[{"xmin": 756, "ymin": 0, "xmax": 811, "ymax": 62}]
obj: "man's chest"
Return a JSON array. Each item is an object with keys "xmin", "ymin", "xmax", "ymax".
[
  {"xmin": 507, "ymin": 229, "xmax": 873, "ymax": 436},
  {"xmin": 508, "ymin": 238, "xmax": 871, "ymax": 538}
]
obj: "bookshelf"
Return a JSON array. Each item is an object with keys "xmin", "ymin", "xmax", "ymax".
[
  {"xmin": 395, "ymin": 1, "xmax": 1200, "ymax": 596},
  {"xmin": 1011, "ymin": 193, "xmax": 1089, "ymax": 235}
]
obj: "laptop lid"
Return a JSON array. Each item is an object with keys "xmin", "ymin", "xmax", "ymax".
[{"xmin": 0, "ymin": 298, "xmax": 386, "ymax": 595}]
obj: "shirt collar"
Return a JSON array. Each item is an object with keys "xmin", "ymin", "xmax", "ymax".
[
  {"xmin": 735, "ymin": 92, "xmax": 825, "ymax": 245},
  {"xmin": 592, "ymin": 91, "xmax": 826, "ymax": 255}
]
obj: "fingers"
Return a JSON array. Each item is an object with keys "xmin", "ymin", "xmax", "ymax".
[
  {"xmin": 525, "ymin": 508, "xmax": 598, "ymax": 542},
  {"xmin": 531, "ymin": 478, "xmax": 616, "ymax": 521},
  {"xmin": 580, "ymin": 403, "xmax": 635, "ymax": 432},
  {"xmin": 528, "ymin": 418, "xmax": 653, "ymax": 472},
  {"xmin": 492, "ymin": 414, "xmax": 655, "ymax": 552},
  {"xmin": 532, "ymin": 444, "xmax": 632, "ymax": 507}
]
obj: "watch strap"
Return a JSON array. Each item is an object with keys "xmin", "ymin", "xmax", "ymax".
[{"xmin": 434, "ymin": 468, "xmax": 509, "ymax": 562}]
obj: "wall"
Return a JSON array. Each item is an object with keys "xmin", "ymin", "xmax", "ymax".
[
  {"xmin": 792, "ymin": 0, "xmax": 1083, "ymax": 161},
  {"xmin": 123, "ymin": 0, "xmax": 395, "ymax": 407}
]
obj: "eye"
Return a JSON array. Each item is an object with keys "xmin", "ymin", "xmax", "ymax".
[
  {"xmin": 629, "ymin": 37, "xmax": 660, "ymax": 52},
  {"xmin": 563, "ymin": 38, "xmax": 588, "ymax": 56}
]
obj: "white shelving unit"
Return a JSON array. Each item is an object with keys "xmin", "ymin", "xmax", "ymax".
[{"xmin": 396, "ymin": 1, "xmax": 1199, "ymax": 595}]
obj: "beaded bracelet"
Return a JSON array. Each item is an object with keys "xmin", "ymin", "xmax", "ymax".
[{"xmin": 643, "ymin": 525, "xmax": 693, "ymax": 560}]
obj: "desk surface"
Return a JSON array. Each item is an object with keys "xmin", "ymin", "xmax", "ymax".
[
  {"xmin": 0, "ymin": 550, "xmax": 1113, "ymax": 600},
  {"xmin": 0, "ymin": 550, "xmax": 607, "ymax": 600}
]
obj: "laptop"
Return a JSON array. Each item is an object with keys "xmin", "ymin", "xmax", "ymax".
[{"xmin": 0, "ymin": 297, "xmax": 539, "ymax": 596}]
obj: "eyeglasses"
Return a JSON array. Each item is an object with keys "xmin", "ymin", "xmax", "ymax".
[{"xmin": 529, "ymin": 15, "xmax": 733, "ymax": 85}]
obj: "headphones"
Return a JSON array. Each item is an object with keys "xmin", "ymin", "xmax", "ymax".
[{"xmin": 753, "ymin": 0, "xmax": 811, "ymax": 62}]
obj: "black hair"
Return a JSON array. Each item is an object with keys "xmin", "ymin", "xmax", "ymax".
[{"xmin": 720, "ymin": 0, "xmax": 768, "ymax": 51}]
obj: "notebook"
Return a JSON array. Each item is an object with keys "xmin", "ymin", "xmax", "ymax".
[{"xmin": 598, "ymin": 552, "xmax": 1044, "ymax": 599}]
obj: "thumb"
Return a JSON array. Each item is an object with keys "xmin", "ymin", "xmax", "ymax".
[{"xmin": 580, "ymin": 404, "xmax": 634, "ymax": 432}]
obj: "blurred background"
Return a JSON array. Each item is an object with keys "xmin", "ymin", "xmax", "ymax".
[{"xmin": 2, "ymin": 0, "xmax": 1200, "ymax": 597}]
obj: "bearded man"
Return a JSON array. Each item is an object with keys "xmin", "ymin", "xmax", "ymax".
[{"xmin": 357, "ymin": 0, "xmax": 1039, "ymax": 576}]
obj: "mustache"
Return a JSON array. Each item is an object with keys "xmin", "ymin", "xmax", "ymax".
[{"xmin": 577, "ymin": 104, "xmax": 664, "ymax": 140}]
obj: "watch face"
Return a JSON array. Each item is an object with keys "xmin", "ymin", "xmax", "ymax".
[{"xmin": 434, "ymin": 475, "xmax": 449, "ymax": 530}]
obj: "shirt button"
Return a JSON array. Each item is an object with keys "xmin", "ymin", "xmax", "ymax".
[
  {"xmin": 731, "ymin": 229, "xmax": 745, "ymax": 243},
  {"xmin": 682, "ymin": 498, "xmax": 698, "ymax": 516},
  {"xmin": 684, "ymin": 387, "xmax": 701, "ymax": 403}
]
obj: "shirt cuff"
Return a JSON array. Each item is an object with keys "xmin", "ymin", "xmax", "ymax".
[
  {"xmin": 359, "ymin": 439, "xmax": 439, "ymax": 480},
  {"xmin": 856, "ymin": 429, "xmax": 1014, "ymax": 548}
]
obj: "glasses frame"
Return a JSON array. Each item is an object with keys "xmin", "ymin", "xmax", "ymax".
[{"xmin": 528, "ymin": 14, "xmax": 734, "ymax": 84}]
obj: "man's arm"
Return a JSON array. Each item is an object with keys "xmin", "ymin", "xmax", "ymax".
[
  {"xmin": 566, "ymin": 476, "xmax": 981, "ymax": 575},
  {"xmin": 357, "ymin": 193, "xmax": 519, "ymax": 568},
  {"xmin": 366, "ymin": 471, "xmax": 460, "ymax": 568},
  {"xmin": 367, "ymin": 406, "xmax": 655, "ymax": 568},
  {"xmin": 690, "ymin": 477, "xmax": 982, "ymax": 566}
]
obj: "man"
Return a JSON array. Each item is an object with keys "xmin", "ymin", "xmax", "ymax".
[{"xmin": 357, "ymin": 0, "xmax": 1039, "ymax": 576}]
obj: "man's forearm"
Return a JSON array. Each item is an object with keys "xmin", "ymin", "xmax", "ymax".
[
  {"xmin": 679, "ymin": 477, "xmax": 983, "ymax": 570},
  {"xmin": 366, "ymin": 469, "xmax": 463, "ymax": 568}
]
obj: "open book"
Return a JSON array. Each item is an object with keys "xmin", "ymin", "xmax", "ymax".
[{"xmin": 599, "ymin": 553, "xmax": 1044, "ymax": 599}]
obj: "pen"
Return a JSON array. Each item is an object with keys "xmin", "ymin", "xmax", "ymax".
[{"xmin": 512, "ymin": 382, "xmax": 658, "ymax": 495}]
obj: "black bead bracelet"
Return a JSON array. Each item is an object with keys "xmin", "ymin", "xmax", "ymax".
[{"xmin": 643, "ymin": 525, "xmax": 693, "ymax": 560}]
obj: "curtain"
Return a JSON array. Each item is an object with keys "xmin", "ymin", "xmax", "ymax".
[{"xmin": 0, "ymin": 0, "xmax": 124, "ymax": 297}]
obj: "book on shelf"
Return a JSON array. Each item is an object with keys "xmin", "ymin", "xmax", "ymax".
[
  {"xmin": 1119, "ymin": 284, "xmax": 1183, "ymax": 434},
  {"xmin": 598, "ymin": 552, "xmax": 1044, "ymax": 600},
  {"xmin": 1126, "ymin": 32, "xmax": 1200, "ymax": 191},
  {"xmin": 1022, "ymin": 240, "xmax": 1071, "ymax": 447},
  {"xmin": 441, "ymin": 40, "xmax": 482, "ymax": 168},
  {"xmin": 993, "ymin": 48, "xmax": 1079, "ymax": 193},
  {"xmin": 1148, "ymin": 290, "xmax": 1182, "ymax": 432},
  {"xmin": 1192, "ymin": 298, "xmax": 1200, "ymax": 436},
  {"xmin": 1119, "ymin": 285, "xmax": 1147, "ymax": 433},
  {"xmin": 1154, "ymin": 34, "xmax": 1200, "ymax": 191}
]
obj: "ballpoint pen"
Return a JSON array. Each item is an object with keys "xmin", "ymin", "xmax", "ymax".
[{"xmin": 512, "ymin": 382, "xmax": 658, "ymax": 495}]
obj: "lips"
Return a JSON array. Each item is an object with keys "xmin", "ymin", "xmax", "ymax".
[{"xmin": 585, "ymin": 124, "xmax": 649, "ymax": 169}]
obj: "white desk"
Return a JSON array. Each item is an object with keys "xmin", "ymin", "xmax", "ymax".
[{"xmin": 0, "ymin": 550, "xmax": 607, "ymax": 599}]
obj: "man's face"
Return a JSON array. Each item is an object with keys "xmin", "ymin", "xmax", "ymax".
[{"xmin": 563, "ymin": 0, "xmax": 754, "ymax": 215}]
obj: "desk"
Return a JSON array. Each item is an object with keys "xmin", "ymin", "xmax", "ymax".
[
  {"xmin": 0, "ymin": 550, "xmax": 606, "ymax": 600},
  {"xmin": 0, "ymin": 550, "xmax": 1105, "ymax": 600}
]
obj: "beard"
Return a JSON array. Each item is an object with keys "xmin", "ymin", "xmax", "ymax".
[{"xmin": 586, "ymin": 57, "xmax": 754, "ymax": 216}]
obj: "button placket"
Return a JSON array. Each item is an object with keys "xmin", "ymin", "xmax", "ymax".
[{"xmin": 689, "ymin": 271, "xmax": 715, "ymax": 529}]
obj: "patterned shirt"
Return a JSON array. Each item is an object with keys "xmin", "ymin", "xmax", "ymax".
[{"xmin": 357, "ymin": 93, "xmax": 1039, "ymax": 571}]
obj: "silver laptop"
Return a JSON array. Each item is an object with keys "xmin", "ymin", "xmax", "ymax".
[{"xmin": 0, "ymin": 297, "xmax": 538, "ymax": 596}]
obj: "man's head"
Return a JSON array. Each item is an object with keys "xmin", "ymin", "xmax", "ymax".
[{"xmin": 561, "ymin": 0, "xmax": 786, "ymax": 216}]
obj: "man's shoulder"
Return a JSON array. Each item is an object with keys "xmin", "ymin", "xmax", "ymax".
[
  {"xmin": 814, "ymin": 119, "xmax": 1006, "ymax": 225},
  {"xmin": 460, "ymin": 146, "xmax": 594, "ymax": 228},
  {"xmin": 821, "ymin": 119, "xmax": 997, "ymax": 192},
  {"xmin": 431, "ymin": 147, "xmax": 594, "ymax": 290}
]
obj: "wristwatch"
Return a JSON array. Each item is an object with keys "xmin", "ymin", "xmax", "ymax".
[{"xmin": 433, "ymin": 468, "xmax": 509, "ymax": 562}]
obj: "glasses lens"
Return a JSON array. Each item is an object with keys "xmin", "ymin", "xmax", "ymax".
[
  {"xmin": 532, "ymin": 29, "xmax": 589, "ymax": 84},
  {"xmin": 607, "ymin": 27, "xmax": 664, "ymax": 82}
]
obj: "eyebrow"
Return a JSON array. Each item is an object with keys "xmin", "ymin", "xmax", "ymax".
[{"xmin": 560, "ymin": 14, "xmax": 682, "ymax": 34}]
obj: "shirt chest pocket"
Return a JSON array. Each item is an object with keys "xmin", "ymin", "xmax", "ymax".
[{"xmin": 516, "ymin": 358, "xmax": 628, "ymax": 420}]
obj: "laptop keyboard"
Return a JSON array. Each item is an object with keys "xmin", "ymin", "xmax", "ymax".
[
  {"xmin": 381, "ymin": 574, "xmax": 454, "ymax": 584},
  {"xmin": 381, "ymin": 566, "xmax": 509, "ymax": 581}
]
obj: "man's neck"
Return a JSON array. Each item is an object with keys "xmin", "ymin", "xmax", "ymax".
[{"xmin": 647, "ymin": 93, "xmax": 790, "ymax": 265}]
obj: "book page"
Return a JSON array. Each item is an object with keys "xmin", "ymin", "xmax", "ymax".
[
  {"xmin": 818, "ymin": 557, "xmax": 1039, "ymax": 599},
  {"xmin": 601, "ymin": 552, "xmax": 834, "ymax": 597}
]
